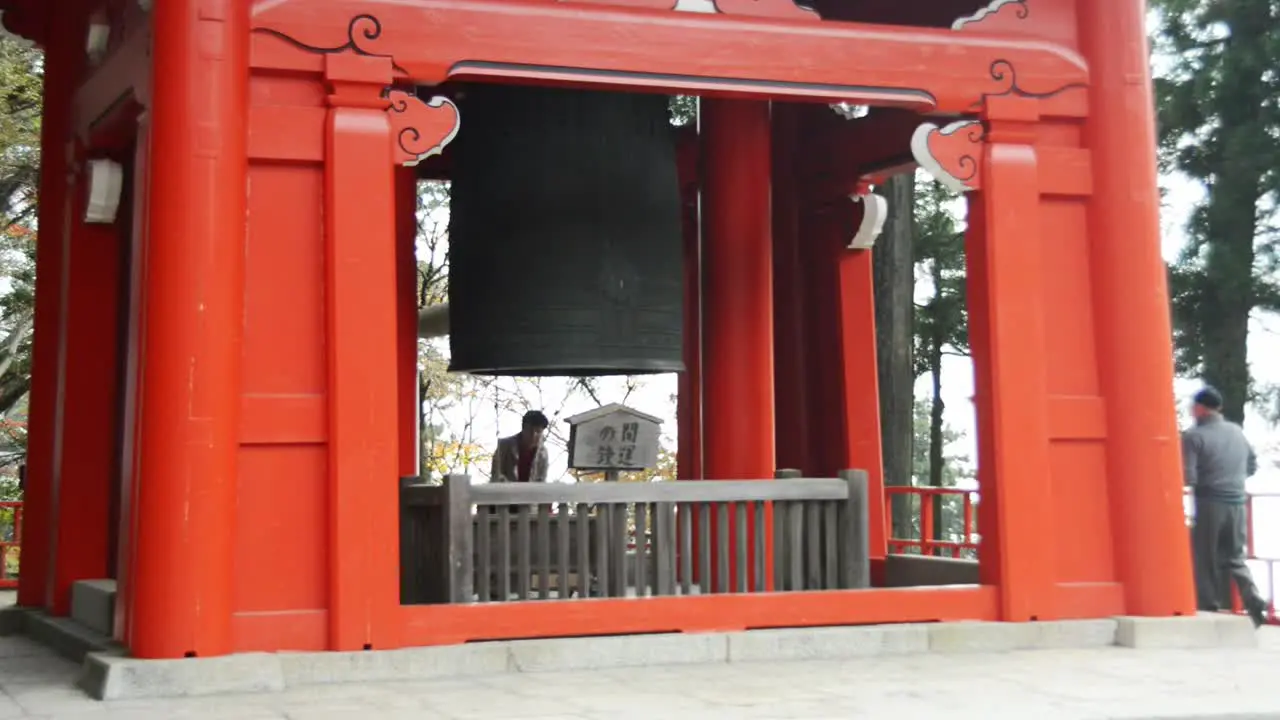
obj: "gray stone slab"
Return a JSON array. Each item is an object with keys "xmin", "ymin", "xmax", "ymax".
[
  {"xmin": 0, "ymin": 606, "xmax": 23, "ymax": 636},
  {"xmin": 1033, "ymin": 619, "xmax": 1118, "ymax": 648},
  {"xmin": 5, "ymin": 628, "xmax": 1280, "ymax": 716},
  {"xmin": 19, "ymin": 609, "xmax": 116, "ymax": 664},
  {"xmin": 81, "ymin": 650, "xmax": 286, "ymax": 700},
  {"xmin": 507, "ymin": 631, "xmax": 727, "ymax": 672},
  {"xmin": 928, "ymin": 620, "xmax": 1041, "ymax": 652},
  {"xmin": 727, "ymin": 624, "xmax": 929, "ymax": 662},
  {"xmin": 69, "ymin": 578, "xmax": 116, "ymax": 637},
  {"xmin": 1115, "ymin": 612, "xmax": 1255, "ymax": 649},
  {"xmin": 279, "ymin": 642, "xmax": 510, "ymax": 686},
  {"xmin": 9, "ymin": 610, "xmax": 1272, "ymax": 703}
]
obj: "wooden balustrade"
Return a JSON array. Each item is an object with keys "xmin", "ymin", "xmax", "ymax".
[{"xmin": 400, "ymin": 470, "xmax": 870, "ymax": 604}]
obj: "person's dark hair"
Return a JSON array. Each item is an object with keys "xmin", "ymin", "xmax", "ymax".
[
  {"xmin": 1193, "ymin": 386, "xmax": 1224, "ymax": 411},
  {"xmin": 522, "ymin": 410, "xmax": 550, "ymax": 430}
]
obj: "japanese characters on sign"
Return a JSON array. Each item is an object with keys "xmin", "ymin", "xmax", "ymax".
[{"xmin": 565, "ymin": 405, "xmax": 661, "ymax": 471}]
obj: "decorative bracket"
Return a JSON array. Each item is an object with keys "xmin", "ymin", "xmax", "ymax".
[
  {"xmin": 84, "ymin": 158, "xmax": 124, "ymax": 224},
  {"xmin": 951, "ymin": 0, "xmax": 1028, "ymax": 31},
  {"xmin": 558, "ymin": 0, "xmax": 818, "ymax": 18},
  {"xmin": 848, "ymin": 184, "xmax": 888, "ymax": 250},
  {"xmin": 712, "ymin": 0, "xmax": 818, "ymax": 19},
  {"xmin": 386, "ymin": 90, "xmax": 460, "ymax": 167},
  {"xmin": 910, "ymin": 120, "xmax": 984, "ymax": 193}
]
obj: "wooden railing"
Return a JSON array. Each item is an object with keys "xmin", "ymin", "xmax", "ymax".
[
  {"xmin": 0, "ymin": 500, "xmax": 20, "ymax": 590},
  {"xmin": 884, "ymin": 486, "xmax": 979, "ymax": 558},
  {"xmin": 401, "ymin": 470, "xmax": 871, "ymax": 604}
]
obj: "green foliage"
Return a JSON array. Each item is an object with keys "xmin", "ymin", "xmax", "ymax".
[
  {"xmin": 902, "ymin": 397, "xmax": 975, "ymax": 556},
  {"xmin": 1152, "ymin": 0, "xmax": 1280, "ymax": 421},
  {"xmin": 668, "ymin": 95, "xmax": 697, "ymax": 126},
  {"xmin": 0, "ymin": 35, "xmax": 42, "ymax": 454},
  {"xmin": 0, "ymin": 471, "xmax": 17, "ymax": 501},
  {"xmin": 912, "ymin": 177, "xmax": 968, "ymax": 377},
  {"xmin": 910, "ymin": 398, "xmax": 971, "ymax": 488}
]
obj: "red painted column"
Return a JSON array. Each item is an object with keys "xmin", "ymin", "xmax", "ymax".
[
  {"xmin": 771, "ymin": 106, "xmax": 809, "ymax": 473},
  {"xmin": 20, "ymin": 2, "xmax": 85, "ymax": 609},
  {"xmin": 836, "ymin": 241, "xmax": 887, "ymax": 560},
  {"xmin": 675, "ymin": 129, "xmax": 702, "ymax": 587},
  {"xmin": 115, "ymin": 114, "xmax": 152, "ymax": 644},
  {"xmin": 801, "ymin": 206, "xmax": 849, "ymax": 477},
  {"xmin": 324, "ymin": 55, "xmax": 401, "ymax": 651},
  {"xmin": 129, "ymin": 0, "xmax": 249, "ymax": 658},
  {"xmin": 970, "ymin": 98, "xmax": 1056, "ymax": 621},
  {"xmin": 965, "ymin": 194, "xmax": 1001, "ymax": 587},
  {"xmin": 700, "ymin": 99, "xmax": 775, "ymax": 592},
  {"xmin": 676, "ymin": 180, "xmax": 702, "ymax": 483},
  {"xmin": 50, "ymin": 181, "xmax": 121, "ymax": 615},
  {"xmin": 396, "ymin": 168, "xmax": 420, "ymax": 479},
  {"xmin": 1078, "ymin": 0, "xmax": 1196, "ymax": 616}
]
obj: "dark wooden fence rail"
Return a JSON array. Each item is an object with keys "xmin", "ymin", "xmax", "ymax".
[{"xmin": 400, "ymin": 470, "xmax": 870, "ymax": 604}]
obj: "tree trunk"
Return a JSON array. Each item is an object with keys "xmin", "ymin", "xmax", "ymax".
[
  {"xmin": 1195, "ymin": 2, "xmax": 1270, "ymax": 425},
  {"xmin": 928, "ymin": 332, "xmax": 945, "ymax": 553},
  {"xmin": 873, "ymin": 172, "xmax": 915, "ymax": 539},
  {"xmin": 419, "ymin": 370, "xmax": 431, "ymax": 480}
]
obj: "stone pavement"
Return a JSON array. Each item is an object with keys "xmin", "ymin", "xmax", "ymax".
[{"xmin": 0, "ymin": 626, "xmax": 1276, "ymax": 719}]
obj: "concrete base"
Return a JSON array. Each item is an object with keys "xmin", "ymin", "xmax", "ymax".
[
  {"xmin": 2, "ymin": 605, "xmax": 119, "ymax": 664},
  {"xmin": 71, "ymin": 613, "xmax": 1260, "ymax": 701},
  {"xmin": 1116, "ymin": 612, "xmax": 1257, "ymax": 649},
  {"xmin": 882, "ymin": 554, "xmax": 980, "ymax": 587},
  {"xmin": 0, "ymin": 605, "xmax": 22, "ymax": 636},
  {"xmin": 70, "ymin": 579, "xmax": 116, "ymax": 637}
]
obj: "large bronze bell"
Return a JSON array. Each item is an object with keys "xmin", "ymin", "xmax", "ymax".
[{"xmin": 446, "ymin": 84, "xmax": 684, "ymax": 376}]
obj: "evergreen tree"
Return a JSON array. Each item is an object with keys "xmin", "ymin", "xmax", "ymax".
[{"xmin": 1154, "ymin": 0, "xmax": 1280, "ymax": 422}]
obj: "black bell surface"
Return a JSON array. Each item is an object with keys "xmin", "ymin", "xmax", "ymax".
[{"xmin": 446, "ymin": 83, "xmax": 684, "ymax": 377}]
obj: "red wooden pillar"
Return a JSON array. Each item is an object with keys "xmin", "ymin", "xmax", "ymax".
[
  {"xmin": 323, "ymin": 55, "xmax": 401, "ymax": 651},
  {"xmin": 771, "ymin": 105, "xmax": 809, "ymax": 473},
  {"xmin": 1078, "ymin": 0, "xmax": 1196, "ymax": 616},
  {"xmin": 676, "ymin": 128, "xmax": 702, "ymax": 587},
  {"xmin": 129, "ymin": 0, "xmax": 249, "ymax": 658},
  {"xmin": 969, "ymin": 97, "xmax": 1056, "ymax": 621},
  {"xmin": 676, "ymin": 126, "xmax": 702, "ymax": 485},
  {"xmin": 19, "ymin": 0, "xmax": 85, "ymax": 610},
  {"xmin": 50, "ymin": 178, "xmax": 122, "ymax": 615},
  {"xmin": 966, "ymin": 194, "xmax": 1000, "ymax": 587},
  {"xmin": 396, "ymin": 168, "xmax": 420, "ymax": 479},
  {"xmin": 700, "ymin": 98, "xmax": 774, "ymax": 592},
  {"xmin": 115, "ymin": 114, "xmax": 152, "ymax": 644},
  {"xmin": 837, "ymin": 242, "xmax": 887, "ymax": 560},
  {"xmin": 800, "ymin": 206, "xmax": 850, "ymax": 478}
]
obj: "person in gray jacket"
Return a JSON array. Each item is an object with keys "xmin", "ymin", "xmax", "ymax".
[{"xmin": 1183, "ymin": 386, "xmax": 1267, "ymax": 627}]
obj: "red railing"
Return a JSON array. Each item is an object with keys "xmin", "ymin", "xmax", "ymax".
[
  {"xmin": 1236, "ymin": 491, "xmax": 1278, "ymax": 624},
  {"xmin": 886, "ymin": 485, "xmax": 1279, "ymax": 625},
  {"xmin": 0, "ymin": 500, "xmax": 21, "ymax": 590},
  {"xmin": 884, "ymin": 486, "xmax": 979, "ymax": 558}
]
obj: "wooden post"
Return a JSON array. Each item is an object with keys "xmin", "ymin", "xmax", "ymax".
[
  {"xmin": 129, "ymin": 0, "xmax": 248, "ymax": 658},
  {"xmin": 839, "ymin": 469, "xmax": 870, "ymax": 589},
  {"xmin": 969, "ymin": 96, "xmax": 1056, "ymax": 622},
  {"xmin": 442, "ymin": 475, "xmax": 474, "ymax": 603},
  {"xmin": 701, "ymin": 98, "xmax": 775, "ymax": 594},
  {"xmin": 324, "ymin": 54, "xmax": 402, "ymax": 649},
  {"xmin": 1078, "ymin": 0, "xmax": 1197, "ymax": 617},
  {"xmin": 836, "ymin": 238, "xmax": 887, "ymax": 561},
  {"xmin": 19, "ymin": 0, "xmax": 87, "ymax": 611}
]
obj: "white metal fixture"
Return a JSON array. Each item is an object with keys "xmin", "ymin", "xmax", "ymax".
[{"xmin": 84, "ymin": 159, "xmax": 124, "ymax": 224}]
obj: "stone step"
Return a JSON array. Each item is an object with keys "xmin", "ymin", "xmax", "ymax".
[{"xmin": 70, "ymin": 579, "xmax": 116, "ymax": 637}]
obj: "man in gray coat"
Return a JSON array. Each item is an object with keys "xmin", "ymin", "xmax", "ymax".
[
  {"xmin": 490, "ymin": 410, "xmax": 550, "ymax": 484},
  {"xmin": 1183, "ymin": 386, "xmax": 1267, "ymax": 627}
]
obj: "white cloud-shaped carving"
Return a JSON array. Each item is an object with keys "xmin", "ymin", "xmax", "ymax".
[{"xmin": 951, "ymin": 0, "xmax": 1025, "ymax": 31}]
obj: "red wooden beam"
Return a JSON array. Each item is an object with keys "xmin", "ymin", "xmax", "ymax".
[{"xmin": 252, "ymin": 0, "xmax": 1088, "ymax": 115}]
